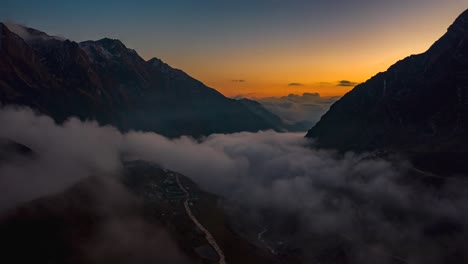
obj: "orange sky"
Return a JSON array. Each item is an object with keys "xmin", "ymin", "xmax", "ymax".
[
  {"xmin": 136, "ymin": 4, "xmax": 467, "ymax": 98},
  {"xmin": 175, "ymin": 25, "xmax": 452, "ymax": 98},
  {"xmin": 8, "ymin": 1, "xmax": 464, "ymax": 99}
]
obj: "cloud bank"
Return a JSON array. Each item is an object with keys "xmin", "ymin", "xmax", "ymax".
[
  {"xmin": 0, "ymin": 106, "xmax": 191, "ymax": 263},
  {"xmin": 1, "ymin": 106, "xmax": 467, "ymax": 263},
  {"xmin": 0, "ymin": 106, "xmax": 122, "ymax": 211},
  {"xmin": 248, "ymin": 93, "xmax": 340, "ymax": 130}
]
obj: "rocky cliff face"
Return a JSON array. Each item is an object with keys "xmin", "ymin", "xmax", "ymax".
[
  {"xmin": 0, "ymin": 23, "xmax": 284, "ymax": 137},
  {"xmin": 307, "ymin": 10, "xmax": 468, "ymax": 152}
]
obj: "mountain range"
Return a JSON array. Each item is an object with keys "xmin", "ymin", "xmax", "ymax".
[
  {"xmin": 0, "ymin": 23, "xmax": 286, "ymax": 137},
  {"xmin": 2, "ymin": 9, "xmax": 468, "ymax": 264}
]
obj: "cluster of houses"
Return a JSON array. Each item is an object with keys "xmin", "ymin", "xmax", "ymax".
[{"xmin": 161, "ymin": 176, "xmax": 199, "ymax": 202}]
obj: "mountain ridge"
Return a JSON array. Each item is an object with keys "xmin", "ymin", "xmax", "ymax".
[
  {"xmin": 306, "ymin": 9, "xmax": 468, "ymax": 152},
  {"xmin": 0, "ymin": 23, "xmax": 286, "ymax": 137}
]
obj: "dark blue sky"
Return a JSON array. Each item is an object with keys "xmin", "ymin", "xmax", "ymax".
[{"xmin": 2, "ymin": 1, "xmax": 466, "ymax": 97}]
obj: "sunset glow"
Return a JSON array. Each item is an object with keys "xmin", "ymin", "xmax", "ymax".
[{"xmin": 2, "ymin": 0, "xmax": 466, "ymax": 98}]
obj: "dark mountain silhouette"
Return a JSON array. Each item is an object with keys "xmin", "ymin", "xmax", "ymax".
[
  {"xmin": 307, "ymin": 10, "xmax": 468, "ymax": 153},
  {"xmin": 0, "ymin": 23, "xmax": 285, "ymax": 137}
]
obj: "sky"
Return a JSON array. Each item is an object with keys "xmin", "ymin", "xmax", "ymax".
[{"xmin": 1, "ymin": 1, "xmax": 467, "ymax": 97}]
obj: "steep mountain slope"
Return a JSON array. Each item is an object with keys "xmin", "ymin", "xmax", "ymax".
[
  {"xmin": 307, "ymin": 10, "xmax": 468, "ymax": 152},
  {"xmin": 0, "ymin": 23, "xmax": 284, "ymax": 137}
]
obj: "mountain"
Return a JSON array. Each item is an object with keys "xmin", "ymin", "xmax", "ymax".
[
  {"xmin": 0, "ymin": 23, "xmax": 284, "ymax": 137},
  {"xmin": 307, "ymin": 10, "xmax": 468, "ymax": 153}
]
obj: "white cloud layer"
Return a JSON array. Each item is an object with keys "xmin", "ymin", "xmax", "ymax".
[
  {"xmin": 246, "ymin": 93, "xmax": 340, "ymax": 129},
  {"xmin": 1, "ymin": 106, "xmax": 467, "ymax": 263}
]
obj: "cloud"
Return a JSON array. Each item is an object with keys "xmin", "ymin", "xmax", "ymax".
[
  {"xmin": 232, "ymin": 93, "xmax": 256, "ymax": 99},
  {"xmin": 78, "ymin": 178, "xmax": 192, "ymax": 264},
  {"xmin": 4, "ymin": 22, "xmax": 65, "ymax": 41},
  {"xmin": 337, "ymin": 80, "xmax": 358, "ymax": 87},
  {"xmin": 84, "ymin": 215, "xmax": 192, "ymax": 264},
  {"xmin": 246, "ymin": 93, "xmax": 340, "ymax": 130},
  {"xmin": 0, "ymin": 106, "xmax": 122, "ymax": 211},
  {"xmin": 122, "ymin": 130, "xmax": 468, "ymax": 263},
  {"xmin": 232, "ymin": 79, "xmax": 246, "ymax": 83},
  {"xmin": 288, "ymin": 82, "xmax": 304, "ymax": 87},
  {"xmin": 1, "ymin": 106, "xmax": 467, "ymax": 263},
  {"xmin": 0, "ymin": 106, "xmax": 193, "ymax": 263},
  {"xmin": 121, "ymin": 131, "xmax": 468, "ymax": 263}
]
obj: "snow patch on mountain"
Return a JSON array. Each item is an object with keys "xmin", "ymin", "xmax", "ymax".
[{"xmin": 79, "ymin": 41, "xmax": 115, "ymax": 61}]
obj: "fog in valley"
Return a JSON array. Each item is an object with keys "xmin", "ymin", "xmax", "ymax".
[{"xmin": 1, "ymin": 106, "xmax": 467, "ymax": 263}]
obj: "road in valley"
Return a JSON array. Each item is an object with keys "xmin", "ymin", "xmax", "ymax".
[{"xmin": 175, "ymin": 174, "xmax": 227, "ymax": 264}]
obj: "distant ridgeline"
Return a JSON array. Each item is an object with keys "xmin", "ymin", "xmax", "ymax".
[
  {"xmin": 0, "ymin": 23, "xmax": 287, "ymax": 137},
  {"xmin": 307, "ymin": 10, "xmax": 468, "ymax": 153}
]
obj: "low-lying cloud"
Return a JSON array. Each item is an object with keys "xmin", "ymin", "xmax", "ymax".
[
  {"xmin": 247, "ymin": 93, "xmax": 340, "ymax": 130},
  {"xmin": 0, "ymin": 106, "xmax": 191, "ymax": 263},
  {"xmin": 337, "ymin": 80, "xmax": 358, "ymax": 87},
  {"xmin": 4, "ymin": 22, "xmax": 65, "ymax": 41},
  {"xmin": 288, "ymin": 82, "xmax": 304, "ymax": 86},
  {"xmin": 78, "ymin": 177, "xmax": 192, "ymax": 264},
  {"xmin": 0, "ymin": 106, "xmax": 122, "ymax": 211},
  {"xmin": 1, "ymin": 106, "xmax": 467, "ymax": 263}
]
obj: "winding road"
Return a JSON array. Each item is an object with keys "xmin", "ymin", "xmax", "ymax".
[{"xmin": 175, "ymin": 174, "xmax": 227, "ymax": 264}]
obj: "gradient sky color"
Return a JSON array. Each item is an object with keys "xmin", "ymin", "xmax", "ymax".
[{"xmin": 2, "ymin": 1, "xmax": 467, "ymax": 97}]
